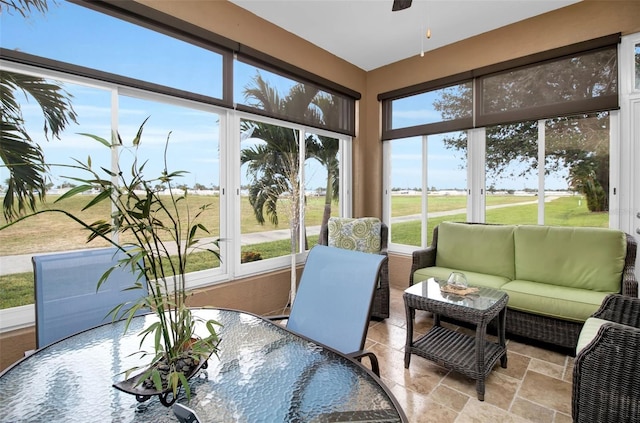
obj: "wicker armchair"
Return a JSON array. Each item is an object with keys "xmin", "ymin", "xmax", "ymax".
[
  {"xmin": 572, "ymin": 294, "xmax": 640, "ymax": 423},
  {"xmin": 319, "ymin": 217, "xmax": 389, "ymax": 319}
]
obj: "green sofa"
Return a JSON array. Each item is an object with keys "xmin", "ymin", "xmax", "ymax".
[{"xmin": 410, "ymin": 222, "xmax": 638, "ymax": 350}]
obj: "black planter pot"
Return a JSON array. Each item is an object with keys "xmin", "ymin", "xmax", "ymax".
[{"xmin": 113, "ymin": 353, "xmax": 210, "ymax": 407}]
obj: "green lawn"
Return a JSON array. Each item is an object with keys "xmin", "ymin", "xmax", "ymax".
[
  {"xmin": 0, "ymin": 194, "xmax": 608, "ymax": 309},
  {"xmin": 0, "ymin": 194, "xmax": 329, "ymax": 256}
]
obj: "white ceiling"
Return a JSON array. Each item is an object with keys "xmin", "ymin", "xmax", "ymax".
[{"xmin": 229, "ymin": 0, "xmax": 581, "ymax": 71}]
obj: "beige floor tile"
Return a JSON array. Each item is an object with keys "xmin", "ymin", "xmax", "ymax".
[
  {"xmin": 528, "ymin": 358, "xmax": 565, "ymax": 379},
  {"xmin": 430, "ymin": 384, "xmax": 469, "ymax": 412},
  {"xmin": 389, "ymin": 384, "xmax": 459, "ymax": 423},
  {"xmin": 510, "ymin": 397, "xmax": 555, "ymax": 423},
  {"xmin": 372, "ymin": 287, "xmax": 574, "ymax": 422},
  {"xmin": 563, "ymin": 358, "xmax": 574, "ymax": 383},
  {"xmin": 367, "ymin": 320, "xmax": 410, "ymax": 350},
  {"xmin": 554, "ymin": 412, "xmax": 573, "ymax": 423},
  {"xmin": 457, "ymin": 399, "xmax": 531, "ymax": 423},
  {"xmin": 494, "ymin": 350, "xmax": 530, "ymax": 381},
  {"xmin": 507, "ymin": 342, "xmax": 568, "ymax": 366},
  {"xmin": 518, "ymin": 370, "xmax": 572, "ymax": 415}
]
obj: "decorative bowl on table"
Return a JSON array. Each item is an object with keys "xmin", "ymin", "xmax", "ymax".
[{"xmin": 446, "ymin": 272, "xmax": 468, "ymax": 290}]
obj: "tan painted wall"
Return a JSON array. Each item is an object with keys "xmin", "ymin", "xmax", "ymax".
[{"xmin": 3, "ymin": 0, "xmax": 640, "ymax": 371}]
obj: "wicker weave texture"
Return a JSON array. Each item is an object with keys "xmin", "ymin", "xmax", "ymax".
[
  {"xmin": 411, "ymin": 326, "xmax": 505, "ymax": 380},
  {"xmin": 573, "ymin": 294, "xmax": 640, "ymax": 422}
]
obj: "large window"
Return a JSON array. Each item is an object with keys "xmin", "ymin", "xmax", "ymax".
[
  {"xmin": 479, "ymin": 47, "xmax": 617, "ymax": 126},
  {"xmin": 482, "ymin": 114, "xmax": 610, "ymax": 227},
  {"xmin": 117, "ymin": 95, "xmax": 223, "ymax": 274},
  {"xmin": 381, "ymin": 78, "xmax": 473, "ymax": 141},
  {"xmin": 1, "ymin": 1, "xmax": 225, "ymax": 99},
  {"xmin": 0, "ymin": 2, "xmax": 353, "ymax": 323},
  {"xmin": 383, "ymin": 36, "xmax": 620, "ymax": 249},
  {"xmin": 0, "ymin": 78, "xmax": 113, "ymax": 258},
  {"xmin": 543, "ymin": 113, "xmax": 610, "ymax": 227},
  {"xmin": 389, "ymin": 82, "xmax": 473, "ymax": 130},
  {"xmin": 239, "ymin": 117, "xmax": 304, "ymax": 264},
  {"xmin": 387, "ymin": 132, "xmax": 467, "ymax": 247},
  {"xmin": 235, "ymin": 61, "xmax": 355, "ymax": 136},
  {"xmin": 238, "ymin": 117, "xmax": 347, "ymax": 267}
]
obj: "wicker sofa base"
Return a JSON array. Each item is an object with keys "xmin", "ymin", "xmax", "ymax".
[
  {"xmin": 504, "ymin": 309, "xmax": 583, "ymax": 351},
  {"xmin": 444, "ymin": 308, "xmax": 582, "ymax": 352}
]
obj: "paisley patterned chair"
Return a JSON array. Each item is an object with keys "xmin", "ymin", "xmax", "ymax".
[{"xmin": 319, "ymin": 217, "xmax": 389, "ymax": 319}]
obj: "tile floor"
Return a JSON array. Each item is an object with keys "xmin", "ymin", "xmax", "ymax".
[{"xmin": 366, "ymin": 287, "xmax": 575, "ymax": 423}]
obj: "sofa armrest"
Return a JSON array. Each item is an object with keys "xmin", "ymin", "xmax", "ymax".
[
  {"xmin": 591, "ymin": 294, "xmax": 640, "ymax": 328},
  {"xmin": 621, "ymin": 233, "xmax": 638, "ymax": 297},
  {"xmin": 409, "ymin": 246, "xmax": 436, "ymax": 285},
  {"xmin": 573, "ymin": 321, "xmax": 640, "ymax": 422}
]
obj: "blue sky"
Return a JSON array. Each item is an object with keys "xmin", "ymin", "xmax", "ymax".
[{"xmin": 1, "ymin": 1, "xmax": 568, "ymax": 191}]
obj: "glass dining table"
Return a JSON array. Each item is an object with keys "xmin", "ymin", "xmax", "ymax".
[{"xmin": 0, "ymin": 308, "xmax": 407, "ymax": 422}]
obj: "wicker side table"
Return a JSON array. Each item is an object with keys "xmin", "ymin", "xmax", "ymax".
[{"xmin": 404, "ymin": 278, "xmax": 508, "ymax": 401}]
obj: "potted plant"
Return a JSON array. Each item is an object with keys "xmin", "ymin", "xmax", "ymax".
[{"xmin": 4, "ymin": 118, "xmax": 221, "ymax": 405}]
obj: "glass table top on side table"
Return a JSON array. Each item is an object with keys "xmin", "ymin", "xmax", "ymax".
[{"xmin": 403, "ymin": 278, "xmax": 509, "ymax": 401}]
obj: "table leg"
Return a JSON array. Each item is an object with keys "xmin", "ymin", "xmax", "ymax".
[
  {"xmin": 475, "ymin": 323, "xmax": 487, "ymax": 401},
  {"xmin": 404, "ymin": 305, "xmax": 415, "ymax": 368},
  {"xmin": 499, "ymin": 307, "xmax": 508, "ymax": 368}
]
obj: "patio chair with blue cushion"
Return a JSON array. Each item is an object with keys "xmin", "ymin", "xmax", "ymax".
[
  {"xmin": 572, "ymin": 293, "xmax": 640, "ymax": 423},
  {"xmin": 319, "ymin": 217, "xmax": 389, "ymax": 319},
  {"xmin": 33, "ymin": 247, "xmax": 148, "ymax": 348},
  {"xmin": 270, "ymin": 244, "xmax": 387, "ymax": 376}
]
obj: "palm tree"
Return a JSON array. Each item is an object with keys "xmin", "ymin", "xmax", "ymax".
[
  {"xmin": 241, "ymin": 75, "xmax": 343, "ymax": 235},
  {"xmin": 309, "ymin": 94, "xmax": 341, "ymax": 229},
  {"xmin": 240, "ymin": 73, "xmax": 319, "ymax": 233},
  {"xmin": 1, "ymin": 0, "xmax": 78, "ymax": 220},
  {"xmin": 240, "ymin": 124, "xmax": 302, "ymax": 227}
]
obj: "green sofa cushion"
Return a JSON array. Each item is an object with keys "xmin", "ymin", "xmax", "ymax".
[
  {"xmin": 435, "ymin": 222, "xmax": 516, "ymax": 280},
  {"xmin": 514, "ymin": 225, "xmax": 626, "ymax": 292},
  {"xmin": 413, "ymin": 266, "xmax": 509, "ymax": 290},
  {"xmin": 576, "ymin": 317, "xmax": 609, "ymax": 355},
  {"xmin": 501, "ymin": 280, "xmax": 612, "ymax": 322},
  {"xmin": 327, "ymin": 217, "xmax": 381, "ymax": 254}
]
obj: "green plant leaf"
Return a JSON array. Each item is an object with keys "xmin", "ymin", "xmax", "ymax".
[
  {"xmin": 77, "ymin": 132, "xmax": 111, "ymax": 148},
  {"xmin": 151, "ymin": 368, "xmax": 163, "ymax": 392},
  {"xmin": 177, "ymin": 371, "xmax": 190, "ymax": 399},
  {"xmin": 53, "ymin": 184, "xmax": 93, "ymax": 202},
  {"xmin": 132, "ymin": 116, "xmax": 150, "ymax": 146},
  {"xmin": 81, "ymin": 187, "xmax": 111, "ymax": 211}
]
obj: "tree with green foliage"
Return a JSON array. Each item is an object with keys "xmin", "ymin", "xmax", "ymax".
[
  {"xmin": 435, "ymin": 51, "xmax": 616, "ymax": 212},
  {"xmin": 240, "ymin": 74, "xmax": 341, "ymax": 240},
  {"xmin": 308, "ymin": 94, "xmax": 340, "ymax": 227},
  {"xmin": 1, "ymin": 0, "xmax": 79, "ymax": 220}
]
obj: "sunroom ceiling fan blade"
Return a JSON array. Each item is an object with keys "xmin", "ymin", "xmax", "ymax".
[{"xmin": 392, "ymin": 0, "xmax": 412, "ymax": 12}]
